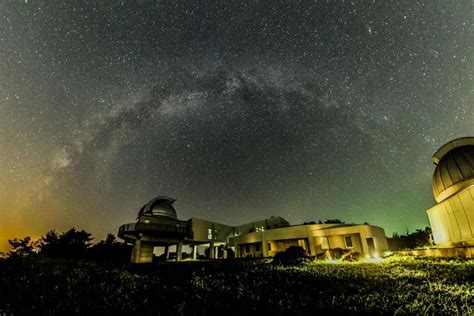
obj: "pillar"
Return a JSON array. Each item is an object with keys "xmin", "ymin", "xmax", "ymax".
[
  {"xmin": 209, "ymin": 242, "xmax": 215, "ymax": 259},
  {"xmin": 176, "ymin": 241, "xmax": 183, "ymax": 261},
  {"xmin": 131, "ymin": 239, "xmax": 153, "ymax": 263},
  {"xmin": 360, "ymin": 233, "xmax": 370, "ymax": 256},
  {"xmin": 131, "ymin": 239, "xmax": 141, "ymax": 263},
  {"xmin": 262, "ymin": 241, "xmax": 269, "ymax": 257},
  {"xmin": 164, "ymin": 245, "xmax": 169, "ymax": 260},
  {"xmin": 307, "ymin": 237, "xmax": 316, "ymax": 256},
  {"xmin": 306, "ymin": 226, "xmax": 317, "ymax": 256},
  {"xmin": 193, "ymin": 245, "xmax": 197, "ymax": 260},
  {"xmin": 261, "ymin": 231, "xmax": 269, "ymax": 257}
]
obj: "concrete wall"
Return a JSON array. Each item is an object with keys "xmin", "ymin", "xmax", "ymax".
[
  {"xmin": 312, "ymin": 233, "xmax": 364, "ymax": 255},
  {"xmin": 234, "ymin": 216, "xmax": 290, "ymax": 235},
  {"xmin": 190, "ymin": 218, "xmax": 234, "ymax": 243},
  {"xmin": 267, "ymin": 239, "xmax": 302, "ymax": 256},
  {"xmin": 427, "ymin": 185, "xmax": 474, "ymax": 247},
  {"xmin": 131, "ymin": 240, "xmax": 154, "ymax": 263},
  {"xmin": 397, "ymin": 246, "xmax": 474, "ymax": 258},
  {"xmin": 239, "ymin": 242, "xmax": 263, "ymax": 257},
  {"xmin": 233, "ymin": 224, "xmax": 389, "ymax": 257},
  {"xmin": 311, "ymin": 224, "xmax": 389, "ymax": 255}
]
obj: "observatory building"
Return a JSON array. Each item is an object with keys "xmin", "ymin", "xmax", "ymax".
[
  {"xmin": 427, "ymin": 137, "xmax": 474, "ymax": 247},
  {"xmin": 118, "ymin": 196, "xmax": 388, "ymax": 263}
]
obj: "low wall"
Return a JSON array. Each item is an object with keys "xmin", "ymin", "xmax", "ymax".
[{"xmin": 396, "ymin": 246, "xmax": 474, "ymax": 258}]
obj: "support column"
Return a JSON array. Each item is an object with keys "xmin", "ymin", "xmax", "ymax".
[
  {"xmin": 308, "ymin": 237, "xmax": 316, "ymax": 256},
  {"xmin": 360, "ymin": 234, "xmax": 370, "ymax": 256},
  {"xmin": 306, "ymin": 226, "xmax": 317, "ymax": 256},
  {"xmin": 261, "ymin": 232, "xmax": 268, "ymax": 257},
  {"xmin": 131, "ymin": 239, "xmax": 153, "ymax": 263},
  {"xmin": 209, "ymin": 242, "xmax": 215, "ymax": 259},
  {"xmin": 164, "ymin": 245, "xmax": 169, "ymax": 260},
  {"xmin": 193, "ymin": 245, "xmax": 197, "ymax": 260},
  {"xmin": 131, "ymin": 239, "xmax": 141, "ymax": 263},
  {"xmin": 176, "ymin": 241, "xmax": 183, "ymax": 261},
  {"xmin": 262, "ymin": 241, "xmax": 269, "ymax": 257}
]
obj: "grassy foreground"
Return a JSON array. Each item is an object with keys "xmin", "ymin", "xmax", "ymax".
[{"xmin": 0, "ymin": 256, "xmax": 472, "ymax": 315}]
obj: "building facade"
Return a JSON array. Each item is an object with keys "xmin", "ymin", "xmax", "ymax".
[
  {"xmin": 427, "ymin": 137, "xmax": 474, "ymax": 247},
  {"xmin": 231, "ymin": 223, "xmax": 387, "ymax": 258},
  {"xmin": 119, "ymin": 196, "xmax": 388, "ymax": 263}
]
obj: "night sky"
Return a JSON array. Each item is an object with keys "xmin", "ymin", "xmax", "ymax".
[{"xmin": 0, "ymin": 1, "xmax": 472, "ymax": 252}]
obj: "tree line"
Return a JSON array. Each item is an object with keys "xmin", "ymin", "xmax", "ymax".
[
  {"xmin": 6, "ymin": 228, "xmax": 132, "ymax": 262},
  {"xmin": 387, "ymin": 227, "xmax": 433, "ymax": 250}
]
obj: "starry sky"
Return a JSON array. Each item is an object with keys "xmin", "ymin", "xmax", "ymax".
[{"xmin": 0, "ymin": 1, "xmax": 472, "ymax": 252}]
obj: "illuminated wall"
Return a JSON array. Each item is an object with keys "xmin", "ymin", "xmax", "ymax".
[
  {"xmin": 428, "ymin": 185, "xmax": 474, "ymax": 247},
  {"xmin": 232, "ymin": 223, "xmax": 389, "ymax": 257},
  {"xmin": 427, "ymin": 137, "xmax": 474, "ymax": 247}
]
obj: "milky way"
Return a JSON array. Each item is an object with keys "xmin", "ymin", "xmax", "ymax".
[{"xmin": 0, "ymin": 1, "xmax": 472, "ymax": 251}]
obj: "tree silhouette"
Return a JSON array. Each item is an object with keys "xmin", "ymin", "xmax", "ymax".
[
  {"xmin": 39, "ymin": 228, "xmax": 93, "ymax": 258},
  {"xmin": 388, "ymin": 227, "xmax": 433, "ymax": 250},
  {"xmin": 88, "ymin": 233, "xmax": 132, "ymax": 263},
  {"xmin": 324, "ymin": 219, "xmax": 345, "ymax": 224},
  {"xmin": 38, "ymin": 230, "xmax": 60, "ymax": 257},
  {"xmin": 8, "ymin": 236, "xmax": 37, "ymax": 257},
  {"xmin": 104, "ymin": 233, "xmax": 116, "ymax": 244}
]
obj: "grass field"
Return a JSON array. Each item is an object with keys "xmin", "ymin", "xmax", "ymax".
[{"xmin": 0, "ymin": 256, "xmax": 472, "ymax": 315}]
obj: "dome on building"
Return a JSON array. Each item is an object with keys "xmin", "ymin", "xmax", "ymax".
[
  {"xmin": 137, "ymin": 196, "xmax": 178, "ymax": 220},
  {"xmin": 432, "ymin": 137, "xmax": 474, "ymax": 203}
]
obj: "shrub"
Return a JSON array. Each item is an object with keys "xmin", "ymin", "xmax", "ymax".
[
  {"xmin": 272, "ymin": 246, "xmax": 309, "ymax": 265},
  {"xmin": 315, "ymin": 248, "xmax": 361, "ymax": 261}
]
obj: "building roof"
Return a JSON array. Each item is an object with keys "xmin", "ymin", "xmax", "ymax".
[
  {"xmin": 137, "ymin": 196, "xmax": 178, "ymax": 220},
  {"xmin": 432, "ymin": 137, "xmax": 474, "ymax": 164},
  {"xmin": 432, "ymin": 137, "xmax": 474, "ymax": 203}
]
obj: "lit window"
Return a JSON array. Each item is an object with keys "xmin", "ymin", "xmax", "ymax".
[
  {"xmin": 344, "ymin": 235, "xmax": 353, "ymax": 248},
  {"xmin": 207, "ymin": 228, "xmax": 212, "ymax": 240}
]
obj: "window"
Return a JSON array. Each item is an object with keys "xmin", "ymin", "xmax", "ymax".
[
  {"xmin": 366, "ymin": 237, "xmax": 375, "ymax": 253},
  {"xmin": 245, "ymin": 245, "xmax": 250, "ymax": 252},
  {"xmin": 207, "ymin": 228, "xmax": 213, "ymax": 240},
  {"xmin": 267, "ymin": 243, "xmax": 271, "ymax": 251},
  {"xmin": 344, "ymin": 235, "xmax": 353, "ymax": 248},
  {"xmin": 320, "ymin": 237, "xmax": 329, "ymax": 249},
  {"xmin": 255, "ymin": 244, "xmax": 260, "ymax": 252}
]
